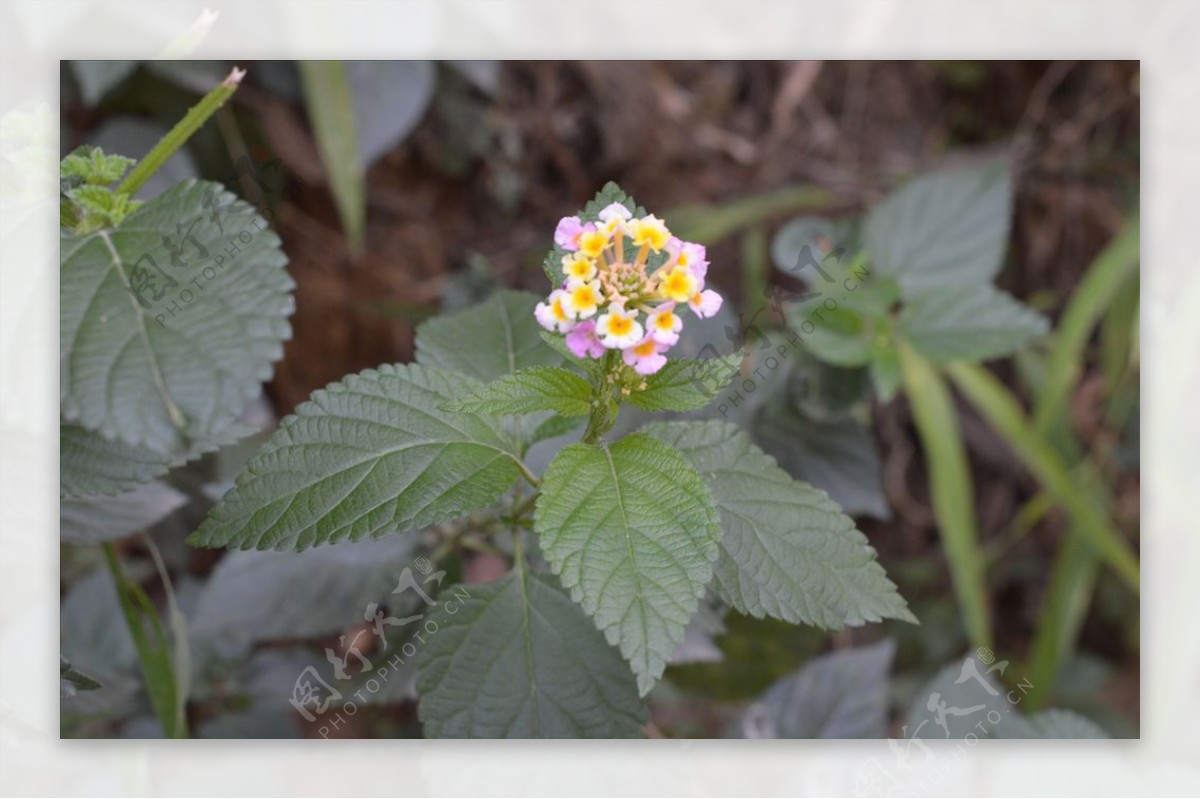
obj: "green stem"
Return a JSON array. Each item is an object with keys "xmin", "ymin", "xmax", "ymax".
[
  {"xmin": 116, "ymin": 67, "xmax": 245, "ymax": 197},
  {"xmin": 101, "ymin": 543, "xmax": 188, "ymax": 738}
]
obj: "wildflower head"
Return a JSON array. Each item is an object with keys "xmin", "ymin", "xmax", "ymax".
[{"xmin": 536, "ymin": 184, "xmax": 724, "ymax": 377}]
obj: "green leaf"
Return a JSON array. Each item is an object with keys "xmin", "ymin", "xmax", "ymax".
[
  {"xmin": 898, "ymin": 344, "xmax": 992, "ymax": 649},
  {"xmin": 905, "ymin": 652, "xmax": 1010, "ymax": 740},
  {"xmin": 60, "ymin": 657, "xmax": 103, "ymax": 698},
  {"xmin": 786, "ymin": 303, "xmax": 874, "ymax": 367},
  {"xmin": 59, "ymin": 178, "xmax": 294, "ymax": 458},
  {"xmin": 60, "ymin": 423, "xmax": 171, "ymax": 497},
  {"xmin": 71, "ymin": 61, "xmax": 138, "ymax": 106},
  {"xmin": 865, "ymin": 159, "xmax": 1012, "ymax": 297},
  {"xmin": 190, "ymin": 364, "xmax": 524, "ymax": 551},
  {"xmin": 445, "ymin": 366, "xmax": 592, "ymax": 417},
  {"xmin": 191, "ymin": 535, "xmax": 420, "ymax": 647},
  {"xmin": 993, "ymin": 708, "xmax": 1110, "ymax": 739},
  {"xmin": 535, "ymin": 434, "xmax": 721, "ymax": 695},
  {"xmin": 626, "ymin": 352, "xmax": 744, "ymax": 412},
  {"xmin": 643, "ymin": 421, "xmax": 913, "ymax": 629},
  {"xmin": 298, "ymin": 61, "xmax": 365, "ymax": 253},
  {"xmin": 526, "ymin": 413, "xmax": 585, "ymax": 448},
  {"xmin": 751, "ymin": 402, "xmax": 889, "ymax": 520},
  {"xmin": 900, "ymin": 284, "xmax": 1048, "ymax": 362},
  {"xmin": 61, "ymin": 481, "xmax": 188, "ymax": 545},
  {"xmin": 417, "ymin": 290, "xmax": 564, "ymax": 381},
  {"xmin": 416, "ymin": 572, "xmax": 647, "ymax": 738},
  {"xmin": 62, "ymin": 145, "xmax": 136, "ymax": 185},
  {"xmin": 580, "ymin": 181, "xmax": 646, "ymax": 223},
  {"xmin": 539, "ymin": 331, "xmax": 603, "ymax": 378},
  {"xmin": 731, "ymin": 640, "xmax": 895, "ymax": 738}
]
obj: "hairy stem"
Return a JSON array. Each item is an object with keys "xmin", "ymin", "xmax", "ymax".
[{"xmin": 116, "ymin": 67, "xmax": 245, "ymax": 197}]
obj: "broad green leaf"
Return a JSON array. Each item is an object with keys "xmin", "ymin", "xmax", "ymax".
[
  {"xmin": 189, "ymin": 364, "xmax": 524, "ymax": 551},
  {"xmin": 752, "ymin": 402, "xmax": 889, "ymax": 520},
  {"xmin": 298, "ymin": 61, "xmax": 365, "ymax": 252},
  {"xmin": 445, "ymin": 366, "xmax": 592, "ymax": 417},
  {"xmin": 61, "ymin": 481, "xmax": 188, "ymax": 545},
  {"xmin": 993, "ymin": 708, "xmax": 1110, "ymax": 739},
  {"xmin": 527, "ymin": 413, "xmax": 585, "ymax": 448},
  {"xmin": 345, "ymin": 61, "xmax": 435, "ymax": 166},
  {"xmin": 731, "ymin": 640, "xmax": 894, "ymax": 738},
  {"xmin": 59, "ymin": 179, "xmax": 293, "ymax": 458},
  {"xmin": 61, "ymin": 423, "xmax": 171, "ymax": 497},
  {"xmin": 905, "ymin": 653, "xmax": 1010, "ymax": 740},
  {"xmin": 900, "ymin": 284, "xmax": 1048, "ymax": 362},
  {"xmin": 417, "ymin": 290, "xmax": 564, "ymax": 381},
  {"xmin": 191, "ymin": 535, "xmax": 420, "ymax": 646},
  {"xmin": 416, "ymin": 571, "xmax": 647, "ymax": 738},
  {"xmin": 626, "ymin": 352, "xmax": 744, "ymax": 412},
  {"xmin": 535, "ymin": 434, "xmax": 721, "ymax": 695},
  {"xmin": 644, "ymin": 421, "xmax": 913, "ymax": 629},
  {"xmin": 786, "ymin": 303, "xmax": 874, "ymax": 367},
  {"xmin": 865, "ymin": 159, "xmax": 1012, "ymax": 297}
]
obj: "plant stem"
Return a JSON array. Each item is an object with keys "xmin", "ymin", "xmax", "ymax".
[
  {"xmin": 101, "ymin": 543, "xmax": 189, "ymax": 738},
  {"xmin": 116, "ymin": 67, "xmax": 245, "ymax": 197}
]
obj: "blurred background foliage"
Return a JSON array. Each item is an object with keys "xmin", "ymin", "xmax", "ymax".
[{"xmin": 59, "ymin": 60, "xmax": 1139, "ymax": 738}]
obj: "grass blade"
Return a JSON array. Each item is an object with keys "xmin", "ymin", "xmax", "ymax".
[
  {"xmin": 102, "ymin": 543, "xmax": 189, "ymax": 738},
  {"xmin": 298, "ymin": 60, "xmax": 365, "ymax": 255},
  {"xmin": 1033, "ymin": 218, "xmax": 1139, "ymax": 434},
  {"xmin": 898, "ymin": 342, "xmax": 993, "ymax": 649},
  {"xmin": 944, "ymin": 361, "xmax": 1139, "ymax": 592}
]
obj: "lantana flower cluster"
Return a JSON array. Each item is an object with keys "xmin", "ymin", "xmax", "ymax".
[{"xmin": 535, "ymin": 202, "xmax": 723, "ymax": 376}]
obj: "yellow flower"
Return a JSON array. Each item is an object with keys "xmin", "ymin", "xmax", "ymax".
[
  {"xmin": 659, "ymin": 266, "xmax": 698, "ymax": 303},
  {"xmin": 630, "ymin": 214, "xmax": 670, "ymax": 252},
  {"xmin": 562, "ymin": 253, "xmax": 597, "ymax": 282},
  {"xmin": 564, "ymin": 279, "xmax": 603, "ymax": 319},
  {"xmin": 578, "ymin": 228, "xmax": 609, "ymax": 259}
]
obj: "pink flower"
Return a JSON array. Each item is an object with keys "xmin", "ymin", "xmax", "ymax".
[
  {"xmin": 566, "ymin": 319, "xmax": 605, "ymax": 359},
  {"xmin": 688, "ymin": 289, "xmax": 723, "ymax": 319},
  {"xmin": 667, "ymin": 236, "xmax": 709, "ymax": 280},
  {"xmin": 554, "ymin": 216, "xmax": 584, "ymax": 251},
  {"xmin": 622, "ymin": 335, "xmax": 669, "ymax": 376}
]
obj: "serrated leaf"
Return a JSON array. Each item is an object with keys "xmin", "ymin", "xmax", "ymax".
[
  {"xmin": 900, "ymin": 283, "xmax": 1049, "ymax": 362},
  {"xmin": 534, "ymin": 434, "xmax": 721, "ymax": 695},
  {"xmin": 61, "ymin": 480, "xmax": 188, "ymax": 545},
  {"xmin": 752, "ymin": 402, "xmax": 889, "ymax": 520},
  {"xmin": 416, "ymin": 571, "xmax": 647, "ymax": 738},
  {"xmin": 445, "ymin": 366, "xmax": 592, "ymax": 417},
  {"xmin": 580, "ymin": 181, "xmax": 646, "ymax": 223},
  {"xmin": 59, "ymin": 179, "xmax": 294, "ymax": 458},
  {"xmin": 190, "ymin": 535, "xmax": 420, "ymax": 646},
  {"xmin": 865, "ymin": 159, "xmax": 1012, "ymax": 297},
  {"xmin": 643, "ymin": 420, "xmax": 914, "ymax": 628},
  {"xmin": 60, "ymin": 422, "xmax": 171, "ymax": 497},
  {"xmin": 190, "ymin": 364, "xmax": 523, "ymax": 551},
  {"xmin": 732, "ymin": 640, "xmax": 895, "ymax": 738},
  {"xmin": 417, "ymin": 290, "xmax": 564, "ymax": 381},
  {"xmin": 626, "ymin": 352, "xmax": 744, "ymax": 412}
]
